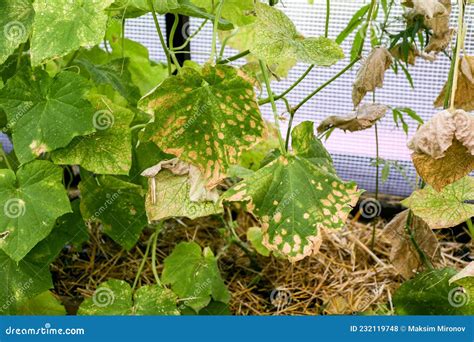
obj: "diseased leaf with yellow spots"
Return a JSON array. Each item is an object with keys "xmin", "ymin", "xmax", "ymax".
[
  {"xmin": 140, "ymin": 65, "xmax": 265, "ymax": 188},
  {"xmin": 221, "ymin": 122, "xmax": 362, "ymax": 262}
]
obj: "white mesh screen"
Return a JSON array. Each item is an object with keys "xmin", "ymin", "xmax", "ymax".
[
  {"xmin": 77, "ymin": 2, "xmax": 474, "ymax": 196},
  {"xmin": 2, "ymin": 2, "xmax": 472, "ymax": 197}
]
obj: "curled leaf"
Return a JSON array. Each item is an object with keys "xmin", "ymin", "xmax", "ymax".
[
  {"xmin": 352, "ymin": 47, "xmax": 393, "ymax": 107},
  {"xmin": 384, "ymin": 210, "xmax": 440, "ymax": 279},
  {"xmin": 412, "ymin": 139, "xmax": 474, "ymax": 191},
  {"xmin": 142, "ymin": 159, "xmax": 222, "ymax": 221},
  {"xmin": 317, "ymin": 103, "xmax": 388, "ymax": 134},
  {"xmin": 408, "ymin": 109, "xmax": 474, "ymax": 158},
  {"xmin": 435, "ymin": 56, "xmax": 474, "ymax": 111},
  {"xmin": 424, "ymin": 0, "xmax": 453, "ymax": 53},
  {"xmin": 408, "ymin": 110, "xmax": 474, "ymax": 189},
  {"xmin": 411, "ymin": 0, "xmax": 448, "ymax": 19}
]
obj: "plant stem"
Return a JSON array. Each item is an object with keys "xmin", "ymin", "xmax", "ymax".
[
  {"xmin": 356, "ymin": 0, "xmax": 377, "ymax": 58},
  {"xmin": 210, "ymin": 0, "xmax": 225, "ymax": 63},
  {"xmin": 217, "ymin": 49, "xmax": 250, "ymax": 64},
  {"xmin": 291, "ymin": 58, "xmax": 360, "ymax": 113},
  {"xmin": 259, "ymin": 60, "xmax": 286, "ymax": 154},
  {"xmin": 169, "ymin": 14, "xmax": 182, "ymax": 71},
  {"xmin": 0, "ymin": 147, "xmax": 12, "ymax": 171},
  {"xmin": 172, "ymin": 19, "xmax": 208, "ymax": 51},
  {"xmin": 148, "ymin": 0, "xmax": 172, "ymax": 76},
  {"xmin": 259, "ymin": 65, "xmax": 314, "ymax": 105},
  {"xmin": 325, "ymin": 0, "xmax": 330, "ymax": 38},
  {"xmin": 467, "ymin": 218, "xmax": 474, "ymax": 238},
  {"xmin": 405, "ymin": 210, "xmax": 434, "ymax": 270},
  {"xmin": 449, "ymin": 0, "xmax": 466, "ymax": 111},
  {"xmin": 132, "ymin": 235, "xmax": 153, "ymax": 291},
  {"xmin": 151, "ymin": 229, "xmax": 162, "ymax": 287}
]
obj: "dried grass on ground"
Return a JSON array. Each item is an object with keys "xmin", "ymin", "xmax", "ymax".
[{"xmin": 52, "ymin": 211, "xmax": 470, "ymax": 315}]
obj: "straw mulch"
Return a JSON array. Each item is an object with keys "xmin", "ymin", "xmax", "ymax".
[{"xmin": 52, "ymin": 210, "xmax": 470, "ymax": 315}]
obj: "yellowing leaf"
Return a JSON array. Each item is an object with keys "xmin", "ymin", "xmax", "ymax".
[
  {"xmin": 250, "ymin": 2, "xmax": 344, "ymax": 67},
  {"xmin": 31, "ymin": 0, "xmax": 114, "ymax": 65},
  {"xmin": 141, "ymin": 159, "xmax": 223, "ymax": 221},
  {"xmin": 401, "ymin": 176, "xmax": 474, "ymax": 229},
  {"xmin": 222, "ymin": 122, "xmax": 361, "ymax": 262},
  {"xmin": 140, "ymin": 65, "xmax": 265, "ymax": 189},
  {"xmin": 353, "ymin": 47, "xmax": 393, "ymax": 107},
  {"xmin": 412, "ymin": 140, "xmax": 474, "ymax": 191},
  {"xmin": 435, "ymin": 56, "xmax": 474, "ymax": 111},
  {"xmin": 408, "ymin": 109, "xmax": 474, "ymax": 189},
  {"xmin": 384, "ymin": 210, "xmax": 440, "ymax": 279},
  {"xmin": 317, "ymin": 103, "xmax": 388, "ymax": 134}
]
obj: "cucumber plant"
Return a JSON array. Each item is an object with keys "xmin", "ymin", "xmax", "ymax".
[{"xmin": 0, "ymin": 0, "xmax": 472, "ymax": 315}]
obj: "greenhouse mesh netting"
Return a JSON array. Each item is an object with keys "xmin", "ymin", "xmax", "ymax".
[{"xmin": 2, "ymin": 0, "xmax": 472, "ymax": 197}]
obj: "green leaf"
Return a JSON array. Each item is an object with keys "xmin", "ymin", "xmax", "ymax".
[
  {"xmin": 394, "ymin": 268, "xmax": 474, "ymax": 315},
  {"xmin": 52, "ymin": 94, "xmax": 134, "ymax": 176},
  {"xmin": 291, "ymin": 121, "xmax": 334, "ymax": 172},
  {"xmin": 0, "ymin": 0, "xmax": 34, "ymax": 65},
  {"xmin": 78, "ymin": 279, "xmax": 180, "ymax": 315},
  {"xmin": 79, "ymin": 175, "xmax": 147, "ymax": 250},
  {"xmin": 75, "ymin": 58, "xmax": 141, "ymax": 105},
  {"xmin": 30, "ymin": 0, "xmax": 114, "ymax": 65},
  {"xmin": 144, "ymin": 170, "xmax": 223, "ymax": 221},
  {"xmin": 0, "ymin": 160, "xmax": 71, "ymax": 261},
  {"xmin": 400, "ymin": 107, "xmax": 423, "ymax": 125},
  {"xmin": 106, "ymin": 22, "xmax": 168, "ymax": 96},
  {"xmin": 401, "ymin": 176, "xmax": 474, "ymax": 229},
  {"xmin": 15, "ymin": 291, "xmax": 66, "ymax": 315},
  {"xmin": 162, "ymin": 241, "xmax": 230, "ymax": 312},
  {"xmin": 0, "ymin": 250, "xmax": 53, "ymax": 314},
  {"xmin": 140, "ymin": 65, "xmax": 265, "ymax": 188},
  {"xmin": 222, "ymin": 122, "xmax": 361, "ymax": 262},
  {"xmin": 247, "ymin": 227, "xmax": 270, "ymax": 256},
  {"xmin": 26, "ymin": 200, "xmax": 88, "ymax": 266},
  {"xmin": 335, "ymin": 4, "xmax": 370, "ymax": 44},
  {"xmin": 250, "ymin": 2, "xmax": 344, "ymax": 66},
  {"xmin": 191, "ymin": 0, "xmax": 254, "ymax": 26},
  {"xmin": 0, "ymin": 70, "xmax": 96, "ymax": 164}
]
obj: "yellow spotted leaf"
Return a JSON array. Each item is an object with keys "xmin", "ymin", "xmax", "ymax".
[
  {"xmin": 221, "ymin": 122, "xmax": 362, "ymax": 262},
  {"xmin": 140, "ymin": 65, "xmax": 265, "ymax": 189}
]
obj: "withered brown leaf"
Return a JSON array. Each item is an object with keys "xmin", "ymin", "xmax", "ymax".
[
  {"xmin": 317, "ymin": 103, "xmax": 388, "ymax": 133},
  {"xmin": 412, "ymin": 139, "xmax": 474, "ymax": 191},
  {"xmin": 435, "ymin": 56, "xmax": 474, "ymax": 111},
  {"xmin": 384, "ymin": 210, "xmax": 440, "ymax": 279},
  {"xmin": 352, "ymin": 48, "xmax": 393, "ymax": 107},
  {"xmin": 425, "ymin": 0, "xmax": 453, "ymax": 53}
]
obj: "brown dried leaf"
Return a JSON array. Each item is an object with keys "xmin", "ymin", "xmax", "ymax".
[
  {"xmin": 352, "ymin": 48, "xmax": 393, "ymax": 107},
  {"xmin": 408, "ymin": 109, "xmax": 474, "ymax": 158},
  {"xmin": 384, "ymin": 210, "xmax": 440, "ymax": 279},
  {"xmin": 412, "ymin": 139, "xmax": 474, "ymax": 191},
  {"xmin": 435, "ymin": 56, "xmax": 474, "ymax": 111},
  {"xmin": 317, "ymin": 104, "xmax": 388, "ymax": 133},
  {"xmin": 412, "ymin": 0, "xmax": 448, "ymax": 19}
]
